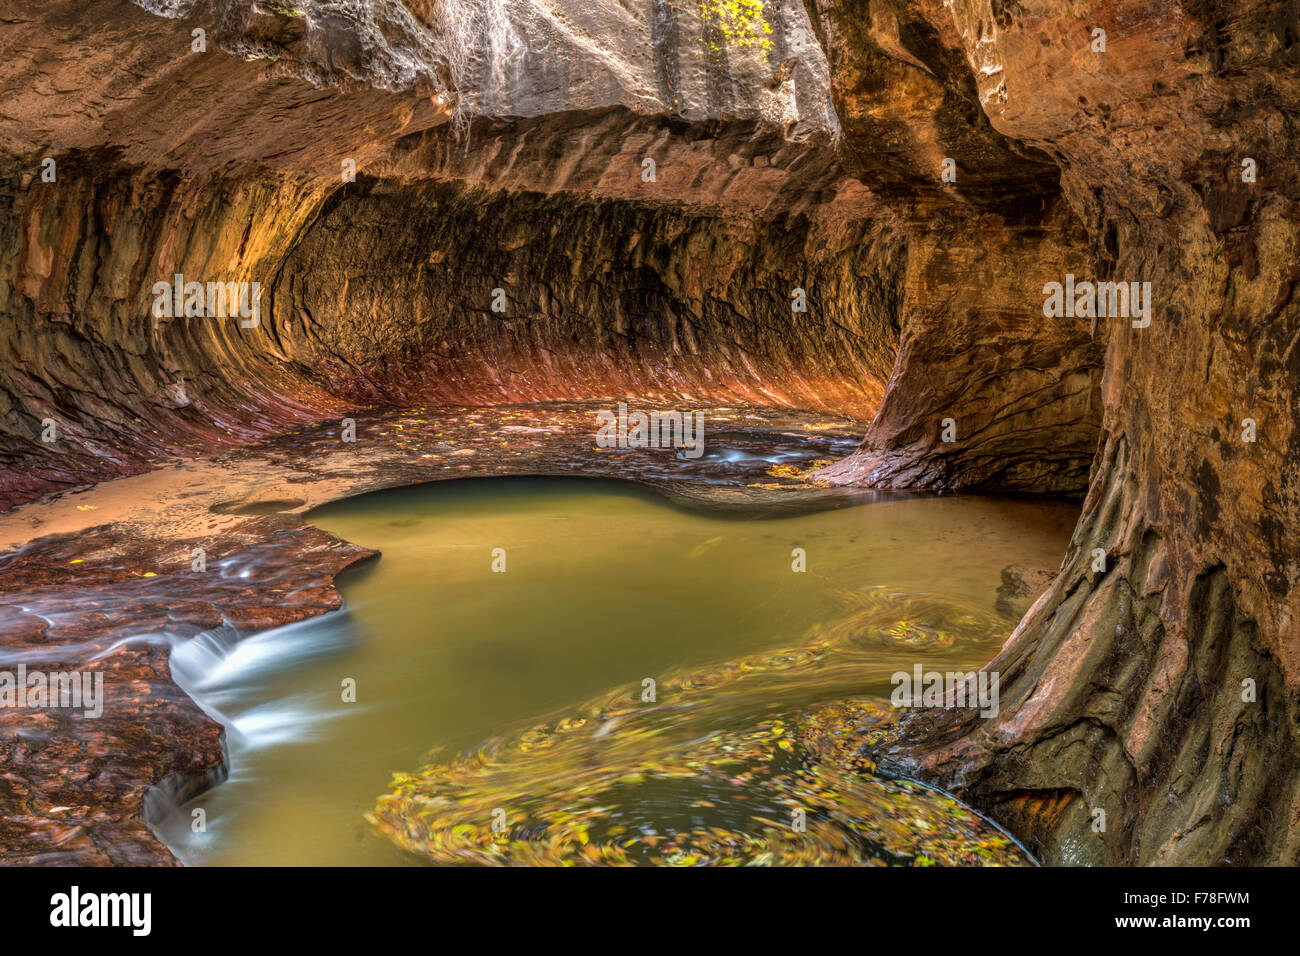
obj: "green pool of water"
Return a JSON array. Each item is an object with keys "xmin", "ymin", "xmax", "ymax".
[{"xmin": 155, "ymin": 477, "xmax": 1075, "ymax": 866}]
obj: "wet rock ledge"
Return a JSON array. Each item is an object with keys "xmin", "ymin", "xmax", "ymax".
[{"xmin": 0, "ymin": 404, "xmax": 865, "ymax": 864}]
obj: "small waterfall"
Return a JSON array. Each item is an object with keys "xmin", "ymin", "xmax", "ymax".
[
  {"xmin": 147, "ymin": 613, "xmax": 357, "ymax": 863},
  {"xmin": 168, "ymin": 616, "xmax": 354, "ymax": 746}
]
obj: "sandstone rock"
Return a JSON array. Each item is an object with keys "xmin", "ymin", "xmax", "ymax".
[{"xmin": 994, "ymin": 562, "xmax": 1056, "ymax": 620}]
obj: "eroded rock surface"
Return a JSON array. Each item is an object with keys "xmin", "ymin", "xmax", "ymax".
[
  {"xmin": 0, "ymin": 0, "xmax": 1098, "ymax": 508},
  {"xmin": 863, "ymin": 0, "xmax": 1300, "ymax": 866},
  {"xmin": 0, "ymin": 404, "xmax": 869, "ymax": 864}
]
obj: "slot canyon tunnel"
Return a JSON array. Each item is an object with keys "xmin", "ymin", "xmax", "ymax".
[{"xmin": 0, "ymin": 0, "xmax": 1297, "ymax": 868}]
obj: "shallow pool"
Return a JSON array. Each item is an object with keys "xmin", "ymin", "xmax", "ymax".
[{"xmin": 154, "ymin": 477, "xmax": 1075, "ymax": 865}]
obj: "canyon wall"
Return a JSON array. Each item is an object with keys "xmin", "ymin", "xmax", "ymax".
[
  {"xmin": 0, "ymin": 0, "xmax": 1101, "ymax": 507},
  {"xmin": 862, "ymin": 0, "xmax": 1300, "ymax": 865},
  {"xmin": 0, "ymin": 161, "xmax": 346, "ymax": 506},
  {"xmin": 270, "ymin": 161, "xmax": 901, "ymax": 416},
  {"xmin": 814, "ymin": 215, "xmax": 1104, "ymax": 495},
  {"xmin": 0, "ymin": 0, "xmax": 897, "ymax": 506}
]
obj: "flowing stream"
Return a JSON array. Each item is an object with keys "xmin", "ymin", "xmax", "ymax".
[{"xmin": 153, "ymin": 477, "xmax": 1076, "ymax": 865}]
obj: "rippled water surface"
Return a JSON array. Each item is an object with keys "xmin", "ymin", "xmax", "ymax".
[{"xmin": 155, "ymin": 477, "xmax": 1075, "ymax": 865}]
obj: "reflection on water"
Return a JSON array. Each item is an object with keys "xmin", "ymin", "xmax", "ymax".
[{"xmin": 154, "ymin": 477, "xmax": 1075, "ymax": 865}]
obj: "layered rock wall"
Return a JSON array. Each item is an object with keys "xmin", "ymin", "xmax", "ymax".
[
  {"xmin": 867, "ymin": 0, "xmax": 1300, "ymax": 865},
  {"xmin": 271, "ymin": 171, "xmax": 902, "ymax": 415}
]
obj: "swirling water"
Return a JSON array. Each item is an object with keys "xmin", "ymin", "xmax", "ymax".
[{"xmin": 153, "ymin": 477, "xmax": 1075, "ymax": 865}]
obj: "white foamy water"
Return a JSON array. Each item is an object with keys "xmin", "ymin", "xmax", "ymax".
[{"xmin": 168, "ymin": 617, "xmax": 356, "ymax": 751}]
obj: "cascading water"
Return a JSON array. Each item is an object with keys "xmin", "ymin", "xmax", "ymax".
[{"xmin": 148, "ymin": 475, "xmax": 1076, "ymax": 866}]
